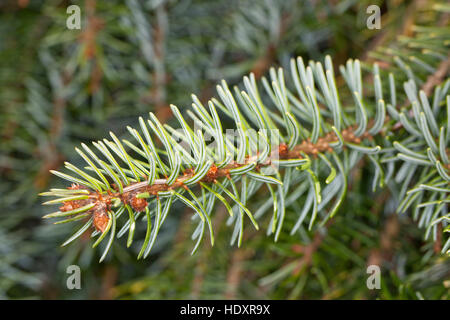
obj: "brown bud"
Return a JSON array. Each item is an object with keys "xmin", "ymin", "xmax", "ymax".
[
  {"xmin": 93, "ymin": 202, "xmax": 109, "ymax": 232},
  {"xmin": 278, "ymin": 143, "xmax": 289, "ymax": 157},
  {"xmin": 59, "ymin": 201, "xmax": 79, "ymax": 212},
  {"xmin": 131, "ymin": 196, "xmax": 148, "ymax": 212},
  {"xmin": 93, "ymin": 210, "xmax": 110, "ymax": 233},
  {"xmin": 204, "ymin": 164, "xmax": 218, "ymax": 182}
]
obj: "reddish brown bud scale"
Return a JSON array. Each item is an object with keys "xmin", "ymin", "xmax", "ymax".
[
  {"xmin": 93, "ymin": 202, "xmax": 109, "ymax": 232},
  {"xmin": 278, "ymin": 143, "xmax": 289, "ymax": 158},
  {"xmin": 130, "ymin": 196, "xmax": 148, "ymax": 212},
  {"xmin": 93, "ymin": 211, "xmax": 110, "ymax": 233},
  {"xmin": 203, "ymin": 164, "xmax": 219, "ymax": 183},
  {"xmin": 59, "ymin": 201, "xmax": 76, "ymax": 212}
]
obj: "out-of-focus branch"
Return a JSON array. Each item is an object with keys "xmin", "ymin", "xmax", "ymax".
[
  {"xmin": 292, "ymin": 221, "xmax": 333, "ymax": 276},
  {"xmin": 250, "ymin": 12, "xmax": 290, "ymax": 79},
  {"xmin": 35, "ymin": 0, "xmax": 104, "ymax": 189},
  {"xmin": 224, "ymin": 246, "xmax": 254, "ymax": 299},
  {"xmin": 421, "ymin": 55, "xmax": 450, "ymax": 96},
  {"xmin": 98, "ymin": 265, "xmax": 118, "ymax": 300},
  {"xmin": 81, "ymin": 0, "xmax": 104, "ymax": 93},
  {"xmin": 151, "ymin": 4, "xmax": 171, "ymax": 123},
  {"xmin": 34, "ymin": 94, "xmax": 66, "ymax": 189},
  {"xmin": 190, "ymin": 206, "xmax": 228, "ymax": 299}
]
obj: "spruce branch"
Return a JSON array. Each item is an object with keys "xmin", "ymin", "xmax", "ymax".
[{"xmin": 40, "ymin": 52, "xmax": 449, "ymax": 261}]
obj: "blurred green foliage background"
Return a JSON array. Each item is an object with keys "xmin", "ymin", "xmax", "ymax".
[{"xmin": 0, "ymin": 0, "xmax": 448, "ymax": 299}]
